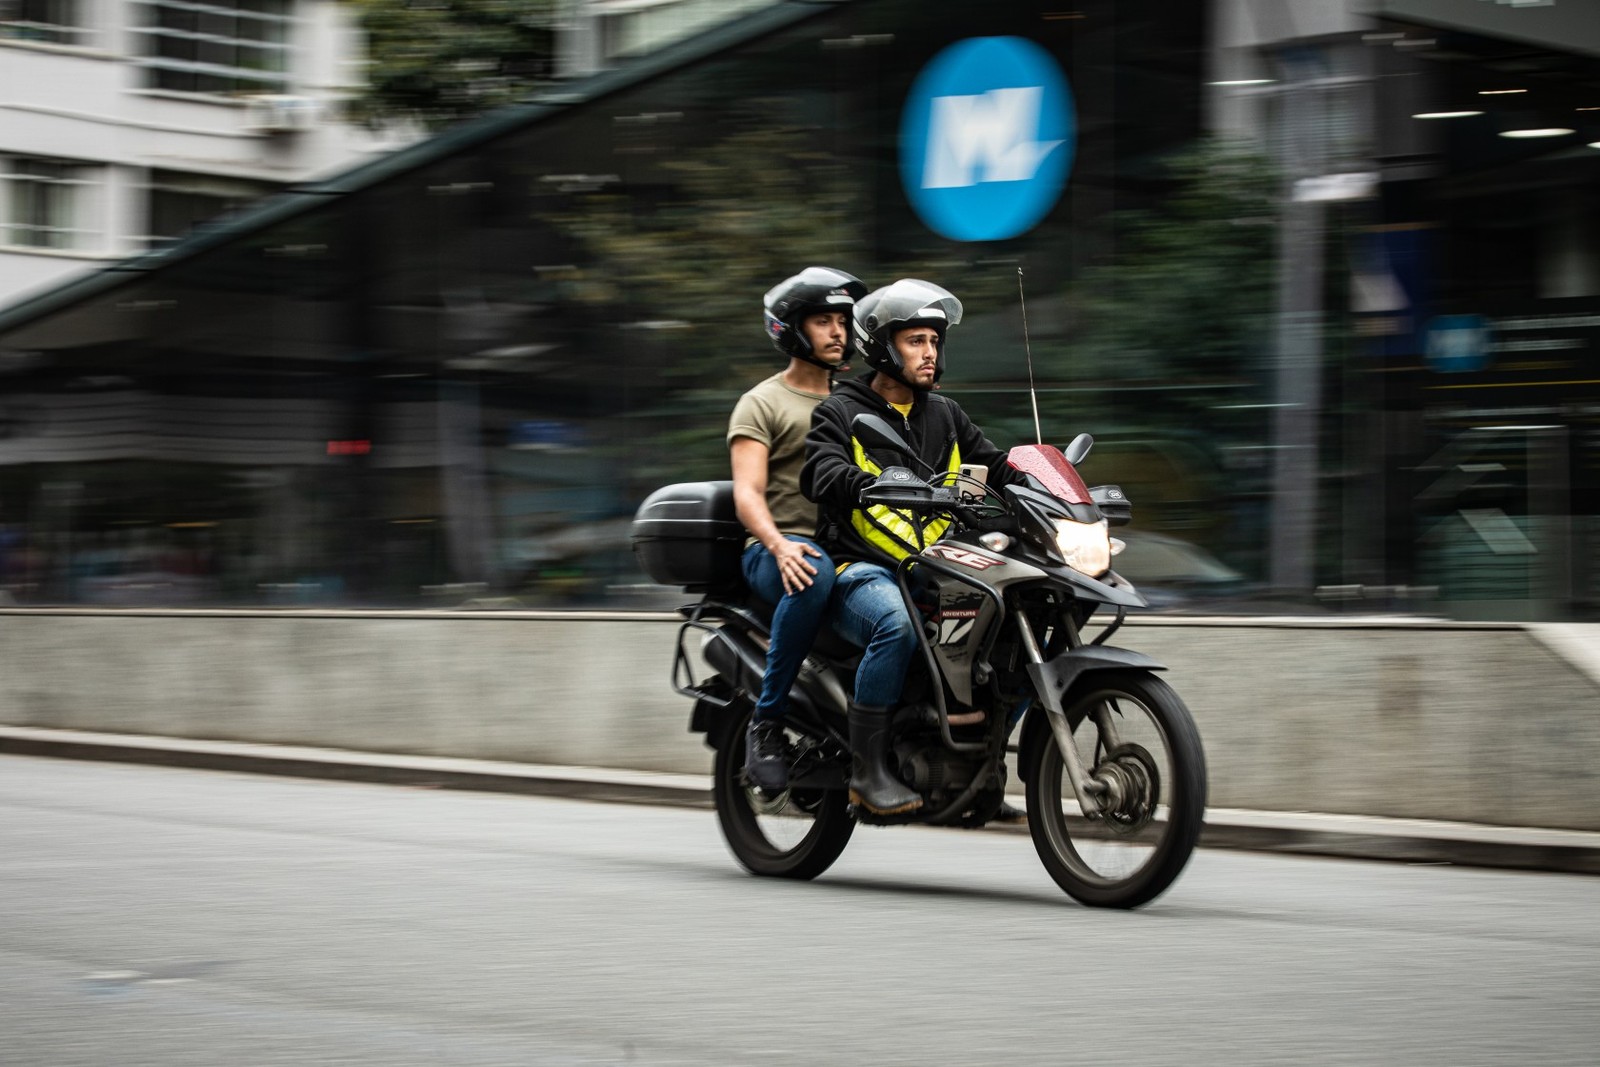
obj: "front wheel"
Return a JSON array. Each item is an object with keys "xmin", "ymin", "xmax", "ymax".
[
  {"xmin": 1025, "ymin": 671, "xmax": 1206, "ymax": 908},
  {"xmin": 713, "ymin": 709, "xmax": 854, "ymax": 880}
]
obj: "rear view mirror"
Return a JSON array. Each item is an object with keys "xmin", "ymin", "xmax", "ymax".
[
  {"xmin": 1090, "ymin": 484, "xmax": 1132, "ymax": 527},
  {"xmin": 1063, "ymin": 433, "xmax": 1093, "ymax": 466},
  {"xmin": 852, "ymin": 414, "xmax": 914, "ymax": 458}
]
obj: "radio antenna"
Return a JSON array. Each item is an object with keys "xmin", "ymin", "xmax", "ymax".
[{"xmin": 1017, "ymin": 267, "xmax": 1042, "ymax": 444}]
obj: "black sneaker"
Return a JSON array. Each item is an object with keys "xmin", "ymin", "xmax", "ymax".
[{"xmin": 745, "ymin": 719, "xmax": 789, "ymax": 793}]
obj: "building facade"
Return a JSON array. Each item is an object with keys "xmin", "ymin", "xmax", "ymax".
[
  {"xmin": 0, "ymin": 0, "xmax": 1594, "ymax": 619},
  {"xmin": 1211, "ymin": 0, "xmax": 1600, "ymax": 618},
  {"xmin": 0, "ymin": 0, "xmax": 401, "ymax": 307}
]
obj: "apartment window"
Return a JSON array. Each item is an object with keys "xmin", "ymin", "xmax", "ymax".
[
  {"xmin": 130, "ymin": 0, "xmax": 294, "ymax": 96},
  {"xmin": 0, "ymin": 0, "xmax": 89, "ymax": 46},
  {"xmin": 2, "ymin": 157, "xmax": 98, "ymax": 250},
  {"xmin": 143, "ymin": 169, "xmax": 275, "ymax": 247}
]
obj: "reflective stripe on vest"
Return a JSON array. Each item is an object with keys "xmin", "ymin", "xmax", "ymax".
[{"xmin": 850, "ymin": 435, "xmax": 964, "ymax": 561}]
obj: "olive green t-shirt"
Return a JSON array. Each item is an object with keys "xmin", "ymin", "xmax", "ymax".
[{"xmin": 727, "ymin": 371, "xmax": 826, "ymax": 544}]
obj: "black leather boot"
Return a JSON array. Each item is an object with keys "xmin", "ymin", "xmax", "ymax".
[{"xmin": 848, "ymin": 703, "xmax": 923, "ymax": 815}]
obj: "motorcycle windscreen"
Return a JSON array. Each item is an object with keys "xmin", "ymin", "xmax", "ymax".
[{"xmin": 1006, "ymin": 443, "xmax": 1091, "ymax": 504}]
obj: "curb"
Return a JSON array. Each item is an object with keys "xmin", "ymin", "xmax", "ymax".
[
  {"xmin": 0, "ymin": 726, "xmax": 713, "ymax": 810},
  {"xmin": 3, "ymin": 725, "xmax": 1598, "ymax": 876}
]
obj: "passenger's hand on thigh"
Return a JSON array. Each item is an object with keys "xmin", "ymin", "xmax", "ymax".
[{"xmin": 771, "ymin": 539, "xmax": 822, "ymax": 595}]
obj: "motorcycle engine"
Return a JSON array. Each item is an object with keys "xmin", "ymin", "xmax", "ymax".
[{"xmin": 895, "ymin": 742, "xmax": 981, "ymax": 797}]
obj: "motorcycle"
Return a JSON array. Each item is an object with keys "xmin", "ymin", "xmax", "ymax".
[{"xmin": 630, "ymin": 414, "xmax": 1207, "ymax": 908}]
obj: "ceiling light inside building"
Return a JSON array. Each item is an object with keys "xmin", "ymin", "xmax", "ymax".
[
  {"xmin": 1210, "ymin": 79, "xmax": 1274, "ymax": 87},
  {"xmin": 1479, "ymin": 89, "xmax": 1527, "ymax": 95},
  {"xmin": 1412, "ymin": 111, "xmax": 1483, "ymax": 119},
  {"xmin": 1498, "ymin": 128, "xmax": 1575, "ymax": 138}
]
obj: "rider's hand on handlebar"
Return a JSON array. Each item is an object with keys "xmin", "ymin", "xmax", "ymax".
[{"xmin": 770, "ymin": 537, "xmax": 822, "ymax": 596}]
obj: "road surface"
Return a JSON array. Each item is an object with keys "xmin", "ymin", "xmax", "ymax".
[{"xmin": 3, "ymin": 755, "xmax": 1596, "ymax": 1066}]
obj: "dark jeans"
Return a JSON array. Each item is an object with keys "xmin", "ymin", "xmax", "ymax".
[
  {"xmin": 741, "ymin": 536, "xmax": 836, "ymax": 724},
  {"xmin": 828, "ymin": 562, "xmax": 920, "ymax": 709}
]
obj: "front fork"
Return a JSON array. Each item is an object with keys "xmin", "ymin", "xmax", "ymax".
[{"xmin": 1014, "ymin": 612, "xmax": 1122, "ymax": 818}]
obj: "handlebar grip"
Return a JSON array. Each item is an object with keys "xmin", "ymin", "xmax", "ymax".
[{"xmin": 860, "ymin": 487, "xmax": 933, "ymax": 506}]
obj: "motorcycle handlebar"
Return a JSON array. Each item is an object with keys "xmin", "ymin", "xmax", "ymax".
[
  {"xmin": 858, "ymin": 485, "xmax": 1019, "ymax": 529},
  {"xmin": 858, "ymin": 485, "xmax": 957, "ymax": 508}
]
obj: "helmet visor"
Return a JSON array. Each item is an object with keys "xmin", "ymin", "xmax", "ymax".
[{"xmin": 863, "ymin": 278, "xmax": 964, "ymax": 331}]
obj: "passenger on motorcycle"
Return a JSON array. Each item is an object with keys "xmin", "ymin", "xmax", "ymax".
[
  {"xmin": 729, "ymin": 266, "xmax": 868, "ymax": 793},
  {"xmin": 800, "ymin": 279, "xmax": 1026, "ymax": 816}
]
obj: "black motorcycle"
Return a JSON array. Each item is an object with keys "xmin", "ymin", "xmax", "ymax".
[{"xmin": 631, "ymin": 414, "xmax": 1207, "ymax": 908}]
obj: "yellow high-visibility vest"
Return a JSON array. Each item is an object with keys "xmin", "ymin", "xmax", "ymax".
[{"xmin": 849, "ymin": 436, "xmax": 964, "ymax": 561}]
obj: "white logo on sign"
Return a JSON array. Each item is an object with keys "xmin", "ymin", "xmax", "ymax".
[{"xmin": 922, "ymin": 87, "xmax": 1063, "ymax": 190}]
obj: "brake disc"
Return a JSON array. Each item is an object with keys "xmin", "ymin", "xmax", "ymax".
[{"xmin": 1095, "ymin": 742, "xmax": 1160, "ymax": 835}]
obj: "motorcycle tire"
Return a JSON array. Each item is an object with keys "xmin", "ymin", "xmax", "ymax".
[
  {"xmin": 713, "ymin": 709, "xmax": 854, "ymax": 880},
  {"xmin": 1024, "ymin": 670, "xmax": 1206, "ymax": 909}
]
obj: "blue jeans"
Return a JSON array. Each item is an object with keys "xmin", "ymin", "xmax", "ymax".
[
  {"xmin": 742, "ymin": 537, "xmax": 835, "ymax": 724},
  {"xmin": 829, "ymin": 562, "xmax": 920, "ymax": 709}
]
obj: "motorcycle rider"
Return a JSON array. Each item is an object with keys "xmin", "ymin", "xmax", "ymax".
[
  {"xmin": 801, "ymin": 279, "xmax": 1025, "ymax": 816},
  {"xmin": 729, "ymin": 266, "xmax": 869, "ymax": 793}
]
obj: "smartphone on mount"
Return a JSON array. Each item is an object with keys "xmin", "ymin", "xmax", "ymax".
[{"xmin": 957, "ymin": 463, "xmax": 988, "ymax": 504}]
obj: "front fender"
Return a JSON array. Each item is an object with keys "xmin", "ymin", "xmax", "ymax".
[
  {"xmin": 1026, "ymin": 644, "xmax": 1164, "ymax": 714},
  {"xmin": 1017, "ymin": 645, "xmax": 1165, "ymax": 782}
]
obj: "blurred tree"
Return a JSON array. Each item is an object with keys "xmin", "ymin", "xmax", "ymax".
[
  {"xmin": 346, "ymin": 0, "xmax": 557, "ymax": 130},
  {"xmin": 1072, "ymin": 138, "xmax": 1279, "ymax": 392},
  {"xmin": 1064, "ymin": 138, "xmax": 1281, "ymax": 565},
  {"xmin": 553, "ymin": 114, "xmax": 1017, "ymax": 487},
  {"xmin": 553, "ymin": 119, "xmax": 861, "ymax": 486}
]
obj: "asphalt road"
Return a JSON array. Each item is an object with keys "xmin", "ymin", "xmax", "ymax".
[{"xmin": 4, "ymin": 755, "xmax": 1597, "ymax": 1067}]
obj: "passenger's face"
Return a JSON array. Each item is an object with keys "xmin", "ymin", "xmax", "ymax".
[
  {"xmin": 893, "ymin": 327, "xmax": 940, "ymax": 388},
  {"xmin": 801, "ymin": 311, "xmax": 849, "ymax": 365}
]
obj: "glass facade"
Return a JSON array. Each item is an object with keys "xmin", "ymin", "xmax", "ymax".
[
  {"xmin": 2, "ymin": 157, "xmax": 97, "ymax": 250},
  {"xmin": 143, "ymin": 170, "xmax": 278, "ymax": 248},
  {"xmin": 0, "ymin": 0, "xmax": 1593, "ymax": 617},
  {"xmin": 1356, "ymin": 15, "xmax": 1600, "ymax": 619},
  {"xmin": 0, "ymin": 0, "xmax": 86, "ymax": 46},
  {"xmin": 131, "ymin": 0, "xmax": 294, "ymax": 96}
]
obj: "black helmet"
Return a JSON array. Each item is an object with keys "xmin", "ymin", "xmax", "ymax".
[
  {"xmin": 852, "ymin": 279, "xmax": 964, "ymax": 389},
  {"xmin": 763, "ymin": 266, "xmax": 868, "ymax": 370}
]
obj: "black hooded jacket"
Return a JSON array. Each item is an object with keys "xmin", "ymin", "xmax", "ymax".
[{"xmin": 800, "ymin": 374, "xmax": 1023, "ymax": 568}]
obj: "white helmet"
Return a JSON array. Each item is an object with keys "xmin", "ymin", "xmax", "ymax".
[{"xmin": 851, "ymin": 279, "xmax": 963, "ymax": 389}]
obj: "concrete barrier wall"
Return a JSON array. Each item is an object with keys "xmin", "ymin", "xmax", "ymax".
[{"xmin": 2, "ymin": 610, "xmax": 1597, "ymax": 831}]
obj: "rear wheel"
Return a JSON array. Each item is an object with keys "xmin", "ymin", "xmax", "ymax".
[
  {"xmin": 1025, "ymin": 671, "xmax": 1206, "ymax": 908},
  {"xmin": 713, "ymin": 709, "xmax": 854, "ymax": 880}
]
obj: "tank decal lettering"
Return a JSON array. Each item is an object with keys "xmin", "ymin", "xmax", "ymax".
[{"xmin": 926, "ymin": 544, "xmax": 1003, "ymax": 570}]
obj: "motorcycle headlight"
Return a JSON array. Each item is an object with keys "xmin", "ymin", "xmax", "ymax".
[{"xmin": 1052, "ymin": 518, "xmax": 1111, "ymax": 577}]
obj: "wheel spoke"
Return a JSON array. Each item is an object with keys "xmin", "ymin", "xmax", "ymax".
[{"xmin": 748, "ymin": 785, "xmax": 819, "ymax": 851}]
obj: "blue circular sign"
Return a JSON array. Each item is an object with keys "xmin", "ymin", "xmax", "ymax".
[
  {"xmin": 899, "ymin": 37, "xmax": 1076, "ymax": 243},
  {"xmin": 1424, "ymin": 314, "xmax": 1492, "ymax": 374}
]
